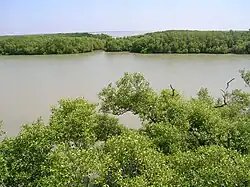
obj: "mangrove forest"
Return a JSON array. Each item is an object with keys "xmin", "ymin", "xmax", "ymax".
[{"xmin": 0, "ymin": 30, "xmax": 250, "ymax": 55}]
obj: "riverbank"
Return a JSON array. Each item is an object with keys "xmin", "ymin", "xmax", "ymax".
[
  {"xmin": 1, "ymin": 30, "xmax": 250, "ymax": 55},
  {"xmin": 1, "ymin": 51, "xmax": 249, "ymax": 58}
]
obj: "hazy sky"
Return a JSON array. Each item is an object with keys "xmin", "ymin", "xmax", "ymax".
[{"xmin": 0, "ymin": 0, "xmax": 249, "ymax": 35}]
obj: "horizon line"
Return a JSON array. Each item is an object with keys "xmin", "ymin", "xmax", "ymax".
[{"xmin": 1, "ymin": 28, "xmax": 249, "ymax": 37}]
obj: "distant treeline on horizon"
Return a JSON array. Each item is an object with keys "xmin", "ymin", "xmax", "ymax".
[{"xmin": 0, "ymin": 30, "xmax": 250, "ymax": 55}]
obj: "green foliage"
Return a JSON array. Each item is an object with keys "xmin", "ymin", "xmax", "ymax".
[
  {"xmin": 0, "ymin": 97, "xmax": 128, "ymax": 186},
  {"xmin": 39, "ymin": 144, "xmax": 105, "ymax": 186},
  {"xmin": 2, "ymin": 30, "xmax": 250, "ymax": 55},
  {"xmin": 105, "ymin": 30, "xmax": 250, "ymax": 54},
  {"xmin": 105, "ymin": 39, "xmax": 124, "ymax": 52},
  {"xmin": 0, "ymin": 154, "xmax": 8, "ymax": 185},
  {"xmin": 0, "ymin": 121, "xmax": 5, "ymax": 138},
  {"xmin": 94, "ymin": 114, "xmax": 126, "ymax": 141},
  {"xmin": 187, "ymin": 99, "xmax": 224, "ymax": 148},
  {"xmin": 54, "ymin": 32, "xmax": 112, "ymax": 40},
  {"xmin": 197, "ymin": 87, "xmax": 214, "ymax": 105},
  {"xmin": 49, "ymin": 97, "xmax": 97, "ymax": 148},
  {"xmin": 218, "ymin": 89, "xmax": 250, "ymax": 120},
  {"xmin": 0, "ymin": 119, "xmax": 52, "ymax": 186},
  {"xmin": 1, "ymin": 70, "xmax": 250, "ymax": 186},
  {"xmin": 142, "ymin": 122, "xmax": 187, "ymax": 154},
  {"xmin": 168, "ymin": 146, "xmax": 249, "ymax": 186},
  {"xmin": 103, "ymin": 131, "xmax": 173, "ymax": 186},
  {"xmin": 98, "ymin": 72, "xmax": 156, "ymax": 120},
  {"xmin": 100, "ymin": 72, "xmax": 250, "ymax": 154},
  {"xmin": 240, "ymin": 69, "xmax": 250, "ymax": 86},
  {"xmin": 0, "ymin": 35, "xmax": 106, "ymax": 55},
  {"xmin": 222, "ymin": 118, "xmax": 250, "ymax": 154},
  {"xmin": 153, "ymin": 89, "xmax": 190, "ymax": 129}
]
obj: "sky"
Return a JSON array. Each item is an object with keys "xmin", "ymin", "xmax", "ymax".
[{"xmin": 0, "ymin": 0, "xmax": 249, "ymax": 35}]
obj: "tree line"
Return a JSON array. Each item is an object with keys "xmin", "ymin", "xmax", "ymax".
[
  {"xmin": 105, "ymin": 30, "xmax": 250, "ymax": 54},
  {"xmin": 1, "ymin": 69, "xmax": 250, "ymax": 186},
  {"xmin": 1, "ymin": 30, "xmax": 250, "ymax": 55},
  {"xmin": 0, "ymin": 34, "xmax": 108, "ymax": 55}
]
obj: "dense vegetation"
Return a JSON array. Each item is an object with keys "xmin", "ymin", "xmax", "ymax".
[
  {"xmin": 105, "ymin": 30, "xmax": 250, "ymax": 54},
  {"xmin": 0, "ymin": 33, "xmax": 108, "ymax": 55},
  {"xmin": 1, "ymin": 30, "xmax": 250, "ymax": 55},
  {"xmin": 1, "ymin": 69, "xmax": 250, "ymax": 186},
  {"xmin": 54, "ymin": 32, "xmax": 112, "ymax": 40}
]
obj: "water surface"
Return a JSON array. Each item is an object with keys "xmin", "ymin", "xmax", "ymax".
[{"xmin": 0, "ymin": 52, "xmax": 249, "ymax": 136}]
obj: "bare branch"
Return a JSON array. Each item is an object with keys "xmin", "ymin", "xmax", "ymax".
[
  {"xmin": 225, "ymin": 78, "xmax": 235, "ymax": 90},
  {"xmin": 170, "ymin": 84, "xmax": 175, "ymax": 97},
  {"xmin": 220, "ymin": 89, "xmax": 225, "ymax": 94},
  {"xmin": 114, "ymin": 108, "xmax": 130, "ymax": 116},
  {"xmin": 223, "ymin": 95, "xmax": 227, "ymax": 105},
  {"xmin": 149, "ymin": 117, "xmax": 157, "ymax": 123},
  {"xmin": 214, "ymin": 104, "xmax": 226, "ymax": 108},
  {"xmin": 215, "ymin": 78, "xmax": 235, "ymax": 108}
]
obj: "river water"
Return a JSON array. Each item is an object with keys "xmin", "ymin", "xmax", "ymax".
[{"xmin": 0, "ymin": 52, "xmax": 249, "ymax": 136}]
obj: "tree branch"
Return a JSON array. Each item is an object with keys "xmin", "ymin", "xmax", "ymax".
[
  {"xmin": 225, "ymin": 78, "xmax": 235, "ymax": 90},
  {"xmin": 215, "ymin": 78, "xmax": 235, "ymax": 108},
  {"xmin": 170, "ymin": 84, "xmax": 175, "ymax": 97},
  {"xmin": 149, "ymin": 117, "xmax": 157, "ymax": 123}
]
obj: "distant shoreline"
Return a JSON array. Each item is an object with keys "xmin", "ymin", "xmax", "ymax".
[
  {"xmin": 1, "ymin": 29, "xmax": 249, "ymax": 37},
  {"xmin": 1, "ymin": 51, "xmax": 250, "ymax": 58},
  {"xmin": 0, "ymin": 30, "xmax": 250, "ymax": 55}
]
